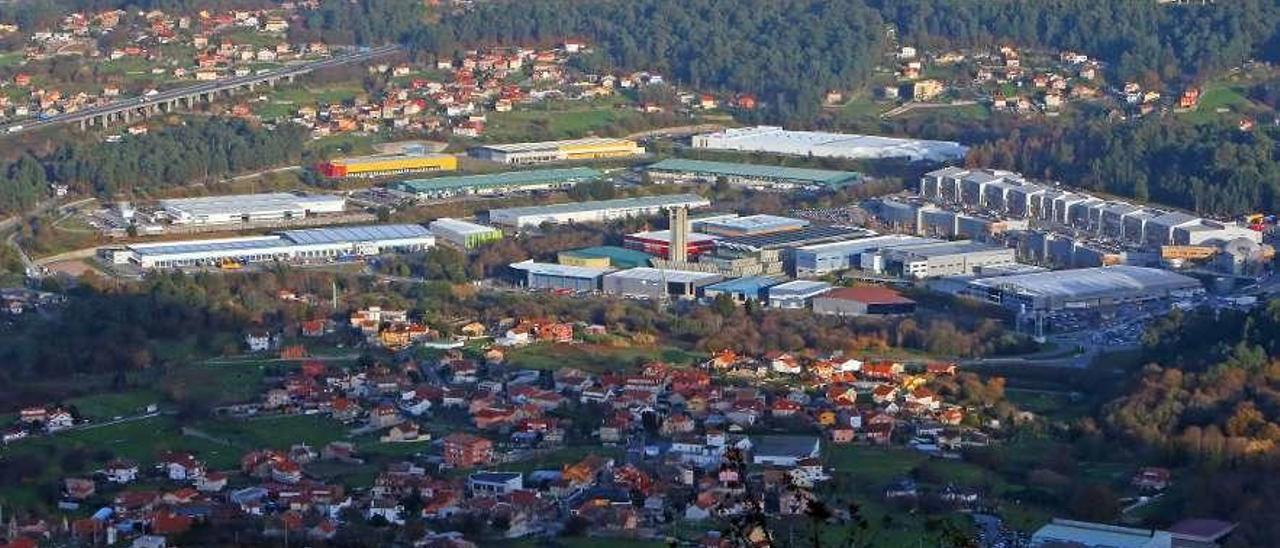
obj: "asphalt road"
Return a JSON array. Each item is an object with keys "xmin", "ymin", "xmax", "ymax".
[{"xmin": 0, "ymin": 45, "xmax": 400, "ymax": 136}]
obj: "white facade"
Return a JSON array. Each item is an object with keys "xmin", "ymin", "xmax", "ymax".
[
  {"xmin": 488, "ymin": 194, "xmax": 711, "ymax": 227},
  {"xmin": 428, "ymin": 218, "xmax": 503, "ymax": 248},
  {"xmin": 127, "ymin": 224, "xmax": 435, "ymax": 269},
  {"xmin": 159, "ymin": 193, "xmax": 345, "ymax": 225}
]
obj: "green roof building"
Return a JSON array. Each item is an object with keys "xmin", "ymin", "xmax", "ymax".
[
  {"xmin": 558, "ymin": 245, "xmax": 654, "ymax": 269},
  {"xmin": 390, "ymin": 167, "xmax": 603, "ymax": 199},
  {"xmin": 646, "ymin": 158, "xmax": 861, "ymax": 191}
]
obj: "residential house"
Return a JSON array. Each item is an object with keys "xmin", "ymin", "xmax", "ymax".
[
  {"xmin": 443, "ymin": 433, "xmax": 493, "ymax": 469},
  {"xmin": 104, "ymin": 460, "xmax": 139, "ymax": 484}
]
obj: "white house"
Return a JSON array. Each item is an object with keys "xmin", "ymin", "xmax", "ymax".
[
  {"xmin": 45, "ymin": 410, "xmax": 74, "ymax": 431},
  {"xmin": 245, "ymin": 331, "xmax": 273, "ymax": 352},
  {"xmin": 104, "ymin": 460, "xmax": 139, "ymax": 483},
  {"xmin": 367, "ymin": 498, "xmax": 404, "ymax": 525},
  {"xmin": 751, "ymin": 436, "xmax": 821, "ymax": 468}
]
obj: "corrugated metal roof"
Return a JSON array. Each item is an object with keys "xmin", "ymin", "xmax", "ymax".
[
  {"xmin": 648, "ymin": 158, "xmax": 861, "ymax": 187},
  {"xmin": 392, "ymin": 167, "xmax": 601, "ymax": 192},
  {"xmin": 160, "ymin": 193, "xmax": 344, "ymax": 216},
  {"xmin": 604, "ymin": 267, "xmax": 721, "ymax": 283},
  {"xmin": 473, "ymin": 137, "xmax": 634, "ymax": 153},
  {"xmin": 969, "ymin": 265, "xmax": 1200, "ymax": 299},
  {"xmin": 280, "ymin": 224, "xmax": 431, "ymax": 245},
  {"xmin": 131, "ymin": 236, "xmax": 290, "ymax": 257},
  {"xmin": 509, "ymin": 260, "xmax": 614, "ymax": 278},
  {"xmin": 429, "ymin": 218, "xmax": 501, "ymax": 236},
  {"xmin": 560, "ymin": 246, "xmax": 654, "ymax": 268},
  {"xmin": 718, "ymin": 225, "xmax": 870, "ymax": 251},
  {"xmin": 699, "ymin": 214, "xmax": 810, "ymax": 233},
  {"xmin": 704, "ymin": 276, "xmax": 782, "ymax": 294},
  {"xmin": 489, "ymin": 194, "xmax": 709, "ymax": 217},
  {"xmin": 768, "ymin": 280, "xmax": 833, "ymax": 296}
]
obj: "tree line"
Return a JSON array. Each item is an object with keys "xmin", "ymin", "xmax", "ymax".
[
  {"xmin": 0, "ymin": 118, "xmax": 307, "ymax": 213},
  {"xmin": 966, "ymin": 117, "xmax": 1280, "ymax": 217},
  {"xmin": 878, "ymin": 0, "xmax": 1280, "ymax": 85}
]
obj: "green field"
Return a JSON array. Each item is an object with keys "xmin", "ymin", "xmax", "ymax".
[
  {"xmin": 483, "ymin": 98, "xmax": 647, "ymax": 142},
  {"xmin": 67, "ymin": 390, "xmax": 163, "ymax": 420},
  {"xmin": 1181, "ymin": 82, "xmax": 1263, "ymax": 124},
  {"xmin": 191, "ymin": 414, "xmax": 349, "ymax": 452},
  {"xmin": 0, "ymin": 415, "xmax": 236, "ymax": 509}
]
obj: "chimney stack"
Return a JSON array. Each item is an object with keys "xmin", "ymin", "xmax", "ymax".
[{"xmin": 668, "ymin": 206, "xmax": 689, "ymax": 263}]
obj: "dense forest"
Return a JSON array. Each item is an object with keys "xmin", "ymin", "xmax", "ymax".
[
  {"xmin": 407, "ymin": 0, "xmax": 886, "ymax": 122},
  {"xmin": 966, "ymin": 118, "xmax": 1280, "ymax": 217},
  {"xmin": 0, "ymin": 118, "xmax": 307, "ymax": 213},
  {"xmin": 383, "ymin": 0, "xmax": 1280, "ymax": 121},
  {"xmin": 289, "ymin": 0, "xmax": 426, "ymax": 47},
  {"xmin": 1089, "ymin": 300, "xmax": 1280, "ymax": 544},
  {"xmin": 878, "ymin": 0, "xmax": 1280, "ymax": 85},
  {"xmin": 1108, "ymin": 302, "xmax": 1280, "ymax": 458}
]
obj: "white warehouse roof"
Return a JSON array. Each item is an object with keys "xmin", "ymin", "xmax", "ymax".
[
  {"xmin": 968, "ymin": 265, "xmax": 1201, "ymax": 301},
  {"xmin": 604, "ymin": 267, "xmax": 722, "ymax": 284},
  {"xmin": 510, "ymin": 260, "xmax": 614, "ymax": 278},
  {"xmin": 694, "ymin": 126, "xmax": 968, "ymax": 162},
  {"xmin": 429, "ymin": 218, "xmax": 501, "ymax": 236},
  {"xmin": 160, "ymin": 192, "xmax": 344, "ymax": 217}
]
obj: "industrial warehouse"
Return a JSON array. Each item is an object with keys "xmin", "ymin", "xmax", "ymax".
[
  {"xmin": 389, "ymin": 167, "xmax": 602, "ymax": 200},
  {"xmin": 601, "ymin": 267, "xmax": 723, "ymax": 300},
  {"xmin": 767, "ymin": 280, "xmax": 833, "ymax": 309},
  {"xmin": 691, "ymin": 126, "xmax": 968, "ymax": 162},
  {"xmin": 917, "ymin": 167, "xmax": 1262, "ymax": 247},
  {"xmin": 157, "ymin": 193, "xmax": 346, "ymax": 226},
  {"xmin": 468, "ymin": 137, "xmax": 646, "ymax": 165},
  {"xmin": 645, "ymin": 158, "xmax": 862, "ymax": 191},
  {"xmin": 696, "ymin": 214, "xmax": 810, "ymax": 237},
  {"xmin": 794, "ymin": 235, "xmax": 941, "ymax": 277},
  {"xmin": 963, "ymin": 265, "xmax": 1203, "ymax": 312},
  {"xmin": 702, "ymin": 276, "xmax": 782, "ymax": 304},
  {"xmin": 119, "ymin": 224, "xmax": 436, "ymax": 269},
  {"xmin": 509, "ymin": 261, "xmax": 613, "ymax": 292},
  {"xmin": 487, "ymin": 194, "xmax": 711, "ymax": 227},
  {"xmin": 624, "ymin": 229, "xmax": 720, "ymax": 258},
  {"xmin": 317, "ymin": 153, "xmax": 458, "ymax": 178},
  {"xmin": 428, "ymin": 218, "xmax": 504, "ymax": 249},
  {"xmin": 813, "ymin": 286, "xmax": 919, "ymax": 316},
  {"xmin": 557, "ymin": 246, "xmax": 654, "ymax": 269}
]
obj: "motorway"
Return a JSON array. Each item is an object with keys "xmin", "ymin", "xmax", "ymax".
[{"xmin": 0, "ymin": 44, "xmax": 401, "ymax": 136}]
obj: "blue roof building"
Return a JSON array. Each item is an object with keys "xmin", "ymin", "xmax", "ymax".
[{"xmin": 702, "ymin": 276, "xmax": 782, "ymax": 304}]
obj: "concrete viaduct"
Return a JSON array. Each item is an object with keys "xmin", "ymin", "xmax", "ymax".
[{"xmin": 0, "ymin": 44, "xmax": 401, "ymax": 136}]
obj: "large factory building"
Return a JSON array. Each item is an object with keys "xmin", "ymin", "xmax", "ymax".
[
  {"xmin": 318, "ymin": 154, "xmax": 458, "ymax": 178},
  {"xmin": 646, "ymin": 158, "xmax": 862, "ymax": 191},
  {"xmin": 963, "ymin": 265, "xmax": 1203, "ymax": 312},
  {"xmin": 601, "ymin": 267, "xmax": 723, "ymax": 300},
  {"xmin": 159, "ymin": 193, "xmax": 346, "ymax": 226},
  {"xmin": 692, "ymin": 126, "xmax": 967, "ymax": 162},
  {"xmin": 123, "ymin": 224, "xmax": 435, "ymax": 269},
  {"xmin": 390, "ymin": 168, "xmax": 602, "ymax": 200},
  {"xmin": 469, "ymin": 138, "xmax": 645, "ymax": 165},
  {"xmin": 509, "ymin": 261, "xmax": 613, "ymax": 292},
  {"xmin": 487, "ymin": 194, "xmax": 710, "ymax": 227}
]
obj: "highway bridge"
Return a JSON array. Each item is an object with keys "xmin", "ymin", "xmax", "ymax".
[{"xmin": 0, "ymin": 44, "xmax": 401, "ymax": 136}]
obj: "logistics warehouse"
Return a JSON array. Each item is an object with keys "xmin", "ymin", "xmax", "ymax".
[
  {"xmin": 389, "ymin": 167, "xmax": 602, "ymax": 200},
  {"xmin": 158, "ymin": 193, "xmax": 346, "ymax": 225},
  {"xmin": 468, "ymin": 138, "xmax": 645, "ymax": 165},
  {"xmin": 646, "ymin": 158, "xmax": 862, "ymax": 191},
  {"xmin": 318, "ymin": 154, "xmax": 457, "ymax": 178},
  {"xmin": 117, "ymin": 224, "xmax": 436, "ymax": 269}
]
